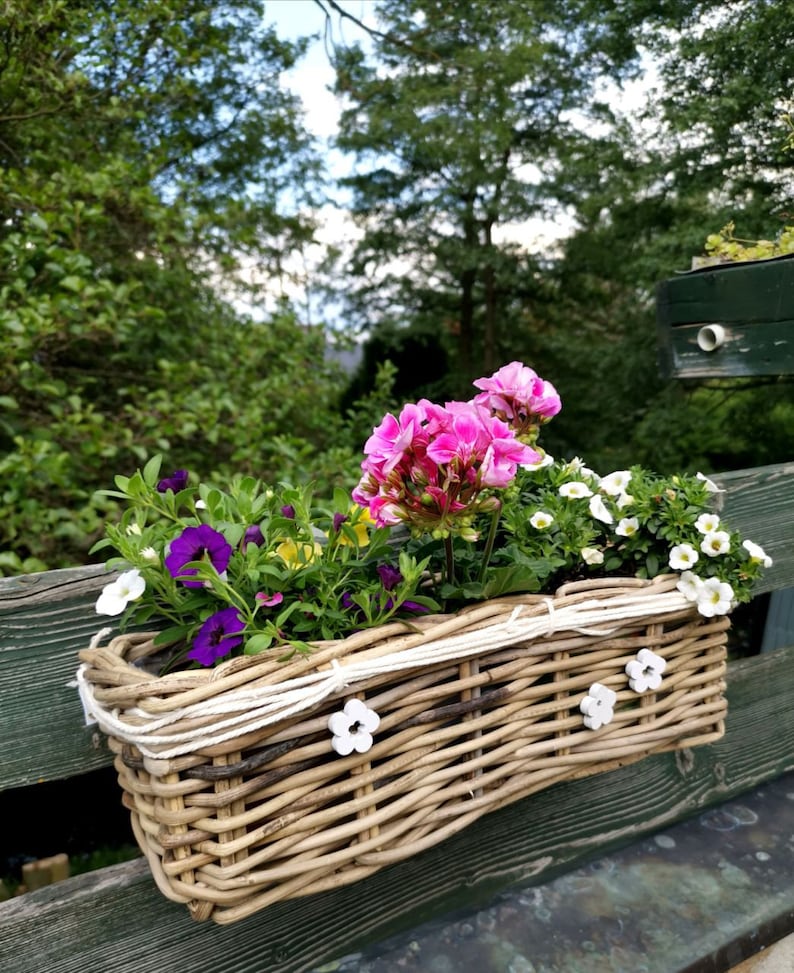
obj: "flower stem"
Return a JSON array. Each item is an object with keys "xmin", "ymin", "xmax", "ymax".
[
  {"xmin": 478, "ymin": 505, "xmax": 502, "ymax": 584},
  {"xmin": 444, "ymin": 534, "xmax": 455, "ymax": 587}
]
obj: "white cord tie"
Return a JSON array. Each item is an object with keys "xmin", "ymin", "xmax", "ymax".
[
  {"xmin": 90, "ymin": 626, "xmax": 113, "ymax": 649},
  {"xmin": 329, "ymin": 658, "xmax": 350, "ymax": 694},
  {"xmin": 76, "ymin": 588, "xmax": 692, "ymax": 759},
  {"xmin": 543, "ymin": 598, "xmax": 556, "ymax": 636},
  {"xmin": 69, "ymin": 663, "xmax": 99, "ymax": 726}
]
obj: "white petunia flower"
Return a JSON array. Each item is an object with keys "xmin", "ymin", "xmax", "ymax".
[
  {"xmin": 95, "ymin": 569, "xmax": 146, "ymax": 616},
  {"xmin": 580, "ymin": 683, "xmax": 617, "ymax": 730},
  {"xmin": 559, "ymin": 481, "xmax": 593, "ymax": 499},
  {"xmin": 695, "ymin": 513, "xmax": 721, "ymax": 535},
  {"xmin": 701, "ymin": 530, "xmax": 731, "ymax": 557},
  {"xmin": 523, "ymin": 451, "xmax": 555, "ymax": 470},
  {"xmin": 676, "ymin": 570, "xmax": 703, "ymax": 602},
  {"xmin": 616, "ymin": 492, "xmax": 634, "ymax": 510},
  {"xmin": 669, "ymin": 543, "xmax": 699, "ymax": 571},
  {"xmin": 589, "ymin": 494, "xmax": 613, "ymax": 524},
  {"xmin": 581, "ymin": 547, "xmax": 605, "ymax": 565},
  {"xmin": 600, "ymin": 470, "xmax": 632, "ymax": 496},
  {"xmin": 743, "ymin": 539, "xmax": 773, "ymax": 568},
  {"xmin": 141, "ymin": 546, "xmax": 159, "ymax": 563},
  {"xmin": 696, "ymin": 472, "xmax": 724, "ymax": 493},
  {"xmin": 567, "ymin": 457, "xmax": 598, "ymax": 480},
  {"xmin": 125, "ymin": 523, "xmax": 142, "ymax": 536},
  {"xmin": 696, "ymin": 577, "xmax": 734, "ymax": 617},
  {"xmin": 615, "ymin": 516, "xmax": 639, "ymax": 537},
  {"xmin": 625, "ymin": 648, "xmax": 667, "ymax": 693},
  {"xmin": 328, "ymin": 699, "xmax": 381, "ymax": 756},
  {"xmin": 530, "ymin": 510, "xmax": 554, "ymax": 529}
]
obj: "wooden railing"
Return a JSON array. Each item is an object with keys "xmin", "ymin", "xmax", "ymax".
[{"xmin": 1, "ymin": 459, "xmax": 793, "ymax": 973}]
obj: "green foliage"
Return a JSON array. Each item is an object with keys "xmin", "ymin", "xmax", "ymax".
[
  {"xmin": 94, "ymin": 461, "xmax": 438, "ymax": 666},
  {"xmin": 0, "ymin": 1, "xmax": 347, "ymax": 571},
  {"xmin": 93, "ymin": 437, "xmax": 770, "ymax": 670},
  {"xmin": 703, "ymin": 222, "xmax": 794, "ymax": 263},
  {"xmin": 651, "ymin": 0, "xmax": 794, "ymax": 210},
  {"xmin": 493, "ymin": 460, "xmax": 767, "ymax": 608}
]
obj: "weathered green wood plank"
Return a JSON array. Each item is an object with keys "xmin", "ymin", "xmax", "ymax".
[
  {"xmin": 659, "ymin": 318, "xmax": 794, "ymax": 379},
  {"xmin": 656, "ymin": 255, "xmax": 794, "ymax": 326},
  {"xmin": 718, "ymin": 462, "xmax": 794, "ymax": 595},
  {"xmin": 656, "ymin": 255, "xmax": 794, "ymax": 379},
  {"xmin": 1, "ymin": 644, "xmax": 792, "ymax": 973},
  {"xmin": 1, "ymin": 461, "xmax": 792, "ymax": 790},
  {"xmin": 0, "ymin": 566, "xmax": 114, "ymax": 788}
]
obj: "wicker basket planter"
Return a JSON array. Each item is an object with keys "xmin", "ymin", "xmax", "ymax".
[{"xmin": 77, "ymin": 573, "xmax": 728, "ymax": 925}]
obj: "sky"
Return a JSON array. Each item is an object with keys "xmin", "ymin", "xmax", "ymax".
[
  {"xmin": 249, "ymin": 1, "xmax": 376, "ymax": 323},
  {"xmin": 263, "ymin": 0, "xmax": 573, "ymax": 248},
  {"xmin": 263, "ymin": 1, "xmax": 375, "ymax": 142}
]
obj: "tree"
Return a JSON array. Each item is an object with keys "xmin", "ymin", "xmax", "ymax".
[
  {"xmin": 0, "ymin": 0, "xmax": 347, "ymax": 570},
  {"xmin": 538, "ymin": 0, "xmax": 794, "ymax": 473},
  {"xmin": 326, "ymin": 0, "xmax": 690, "ymax": 392},
  {"xmin": 653, "ymin": 0, "xmax": 794, "ymax": 224}
]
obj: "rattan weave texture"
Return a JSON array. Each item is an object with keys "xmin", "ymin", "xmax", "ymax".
[{"xmin": 78, "ymin": 574, "xmax": 728, "ymax": 924}]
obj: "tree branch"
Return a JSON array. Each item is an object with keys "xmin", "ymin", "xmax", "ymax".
[{"xmin": 311, "ymin": 0, "xmax": 439, "ymax": 60}]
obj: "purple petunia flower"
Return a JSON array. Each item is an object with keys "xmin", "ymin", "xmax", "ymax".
[
  {"xmin": 157, "ymin": 469, "xmax": 189, "ymax": 493},
  {"xmin": 280, "ymin": 504, "xmax": 296, "ymax": 519},
  {"xmin": 333, "ymin": 512, "xmax": 348, "ymax": 533},
  {"xmin": 341, "ymin": 571, "xmax": 429, "ymax": 621},
  {"xmin": 243, "ymin": 524, "xmax": 265, "ymax": 548},
  {"xmin": 165, "ymin": 524, "xmax": 232, "ymax": 587},
  {"xmin": 377, "ymin": 564, "xmax": 402, "ymax": 591},
  {"xmin": 187, "ymin": 607, "xmax": 245, "ymax": 666}
]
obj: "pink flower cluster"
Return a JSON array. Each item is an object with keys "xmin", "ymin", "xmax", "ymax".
[
  {"xmin": 352, "ymin": 363, "xmax": 559, "ymax": 538},
  {"xmin": 473, "ymin": 360, "xmax": 561, "ymax": 443}
]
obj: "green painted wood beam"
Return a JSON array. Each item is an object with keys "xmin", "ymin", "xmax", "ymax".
[
  {"xmin": 718, "ymin": 462, "xmax": 794, "ymax": 595},
  {"xmin": 659, "ymin": 318, "xmax": 794, "ymax": 379},
  {"xmin": 1, "ymin": 462, "xmax": 792, "ymax": 790},
  {"xmin": 656, "ymin": 255, "xmax": 794, "ymax": 379},
  {"xmin": 657, "ymin": 256, "xmax": 794, "ymax": 327}
]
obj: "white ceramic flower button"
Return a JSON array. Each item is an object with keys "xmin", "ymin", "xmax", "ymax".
[
  {"xmin": 625, "ymin": 648, "xmax": 667, "ymax": 693},
  {"xmin": 580, "ymin": 682, "xmax": 617, "ymax": 730},
  {"xmin": 328, "ymin": 698, "xmax": 381, "ymax": 756}
]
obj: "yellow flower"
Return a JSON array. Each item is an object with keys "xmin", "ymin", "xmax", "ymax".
[
  {"xmin": 275, "ymin": 539, "xmax": 322, "ymax": 568},
  {"xmin": 336, "ymin": 506, "xmax": 375, "ymax": 548}
]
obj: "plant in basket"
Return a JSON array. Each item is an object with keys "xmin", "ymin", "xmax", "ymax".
[
  {"xmin": 77, "ymin": 361, "xmax": 772, "ymax": 924},
  {"xmin": 90, "ymin": 361, "xmax": 768, "ymax": 662}
]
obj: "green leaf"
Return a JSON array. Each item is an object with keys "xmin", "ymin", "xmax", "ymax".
[
  {"xmin": 28, "ymin": 212, "xmax": 48, "ymax": 233},
  {"xmin": 244, "ymin": 633, "xmax": 273, "ymax": 654},
  {"xmin": 142, "ymin": 455, "xmax": 163, "ymax": 488},
  {"xmin": 152, "ymin": 626, "xmax": 190, "ymax": 647}
]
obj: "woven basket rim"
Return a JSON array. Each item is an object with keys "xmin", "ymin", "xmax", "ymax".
[
  {"xmin": 73, "ymin": 573, "xmax": 724, "ymax": 759},
  {"xmin": 82, "ymin": 573, "xmax": 687, "ymax": 678}
]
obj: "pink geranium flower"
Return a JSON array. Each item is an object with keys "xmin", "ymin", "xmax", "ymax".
[
  {"xmin": 360, "ymin": 402, "xmax": 428, "ymax": 475},
  {"xmin": 352, "ymin": 397, "xmax": 537, "ymax": 536},
  {"xmin": 473, "ymin": 361, "xmax": 561, "ymax": 441}
]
